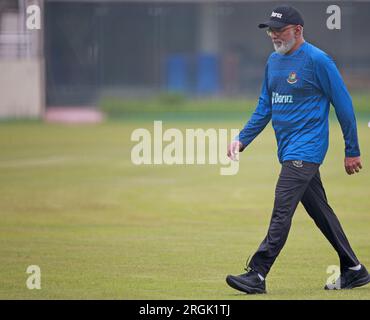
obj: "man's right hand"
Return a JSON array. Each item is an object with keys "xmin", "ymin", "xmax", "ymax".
[{"xmin": 227, "ymin": 141, "xmax": 243, "ymax": 161}]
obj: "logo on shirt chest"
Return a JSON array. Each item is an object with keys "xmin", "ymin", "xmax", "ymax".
[
  {"xmin": 272, "ymin": 92, "xmax": 293, "ymax": 104},
  {"xmin": 287, "ymin": 71, "xmax": 298, "ymax": 84}
]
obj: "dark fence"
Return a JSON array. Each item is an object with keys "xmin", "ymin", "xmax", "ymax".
[{"xmin": 44, "ymin": 1, "xmax": 370, "ymax": 106}]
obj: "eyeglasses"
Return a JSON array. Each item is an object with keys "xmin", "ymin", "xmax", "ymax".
[{"xmin": 266, "ymin": 25, "xmax": 296, "ymax": 37}]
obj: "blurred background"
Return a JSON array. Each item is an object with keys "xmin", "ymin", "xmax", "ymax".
[
  {"xmin": 1, "ymin": 0, "xmax": 370, "ymax": 120},
  {"xmin": 1, "ymin": 1, "xmax": 369, "ymax": 299}
]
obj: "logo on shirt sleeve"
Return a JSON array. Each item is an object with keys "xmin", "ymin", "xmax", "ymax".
[{"xmin": 287, "ymin": 71, "xmax": 298, "ymax": 84}]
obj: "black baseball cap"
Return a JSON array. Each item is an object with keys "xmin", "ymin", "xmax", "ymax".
[{"xmin": 258, "ymin": 5, "xmax": 304, "ymax": 29}]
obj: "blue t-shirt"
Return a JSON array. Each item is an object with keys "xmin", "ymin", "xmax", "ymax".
[{"xmin": 237, "ymin": 41, "xmax": 360, "ymax": 164}]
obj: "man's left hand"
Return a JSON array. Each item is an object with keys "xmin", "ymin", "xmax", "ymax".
[{"xmin": 344, "ymin": 156, "xmax": 362, "ymax": 175}]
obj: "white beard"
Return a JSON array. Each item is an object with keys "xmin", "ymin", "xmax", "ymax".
[{"xmin": 273, "ymin": 37, "xmax": 296, "ymax": 55}]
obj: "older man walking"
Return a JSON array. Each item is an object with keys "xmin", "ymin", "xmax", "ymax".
[{"xmin": 226, "ymin": 5, "xmax": 369, "ymax": 294}]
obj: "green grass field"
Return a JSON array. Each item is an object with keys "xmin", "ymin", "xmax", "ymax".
[{"xmin": 0, "ymin": 113, "xmax": 369, "ymax": 299}]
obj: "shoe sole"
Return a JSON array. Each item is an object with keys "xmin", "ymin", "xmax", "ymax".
[
  {"xmin": 325, "ymin": 274, "xmax": 370, "ymax": 290},
  {"xmin": 226, "ymin": 275, "xmax": 266, "ymax": 294}
]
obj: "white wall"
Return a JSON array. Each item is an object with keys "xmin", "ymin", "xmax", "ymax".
[
  {"xmin": 0, "ymin": 59, "xmax": 44, "ymax": 118},
  {"xmin": 0, "ymin": 0, "xmax": 45, "ymax": 119}
]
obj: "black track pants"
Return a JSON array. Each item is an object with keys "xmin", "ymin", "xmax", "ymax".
[{"xmin": 249, "ymin": 160, "xmax": 359, "ymax": 277}]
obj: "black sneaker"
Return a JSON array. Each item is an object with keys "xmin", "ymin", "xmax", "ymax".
[
  {"xmin": 324, "ymin": 264, "xmax": 370, "ymax": 290},
  {"xmin": 226, "ymin": 267, "xmax": 266, "ymax": 294}
]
